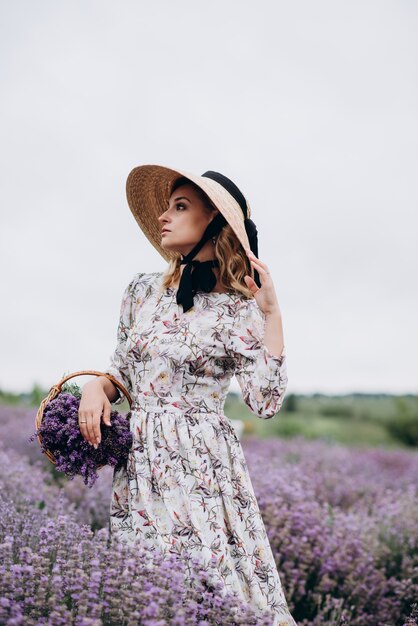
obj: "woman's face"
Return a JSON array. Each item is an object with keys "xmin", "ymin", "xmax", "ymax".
[{"xmin": 158, "ymin": 183, "xmax": 219, "ymax": 256}]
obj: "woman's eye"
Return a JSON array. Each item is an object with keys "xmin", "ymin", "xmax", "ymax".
[{"xmin": 176, "ymin": 203, "xmax": 186, "ymax": 210}]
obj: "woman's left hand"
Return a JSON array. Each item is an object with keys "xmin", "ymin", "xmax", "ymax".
[{"xmin": 244, "ymin": 250, "xmax": 281, "ymax": 316}]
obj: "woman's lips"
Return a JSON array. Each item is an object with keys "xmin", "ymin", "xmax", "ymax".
[{"xmin": 161, "ymin": 230, "xmax": 171, "ymax": 235}]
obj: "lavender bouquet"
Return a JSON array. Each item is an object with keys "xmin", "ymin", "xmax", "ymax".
[{"xmin": 31, "ymin": 381, "xmax": 133, "ymax": 488}]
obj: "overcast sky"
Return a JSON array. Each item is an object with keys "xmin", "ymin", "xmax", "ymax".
[{"xmin": 1, "ymin": 0, "xmax": 417, "ymax": 395}]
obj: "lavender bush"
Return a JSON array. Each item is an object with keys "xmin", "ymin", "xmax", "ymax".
[
  {"xmin": 30, "ymin": 392, "xmax": 133, "ymax": 487},
  {"xmin": 244, "ymin": 437, "xmax": 418, "ymax": 625},
  {"xmin": 1, "ymin": 405, "xmax": 418, "ymax": 624},
  {"xmin": 0, "ymin": 404, "xmax": 47, "ymax": 464},
  {"xmin": 0, "ymin": 445, "xmax": 78, "ymax": 519},
  {"xmin": 0, "ymin": 449, "xmax": 272, "ymax": 625}
]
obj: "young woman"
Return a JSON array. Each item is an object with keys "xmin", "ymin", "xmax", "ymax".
[{"xmin": 79, "ymin": 165, "xmax": 297, "ymax": 626}]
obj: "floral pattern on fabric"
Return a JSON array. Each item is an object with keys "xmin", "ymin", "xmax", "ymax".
[{"xmin": 105, "ymin": 271, "xmax": 296, "ymax": 626}]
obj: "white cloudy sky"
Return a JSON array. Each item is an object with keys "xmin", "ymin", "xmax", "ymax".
[{"xmin": 1, "ymin": 0, "xmax": 417, "ymax": 395}]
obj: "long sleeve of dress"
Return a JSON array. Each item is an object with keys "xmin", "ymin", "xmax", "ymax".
[
  {"xmin": 104, "ymin": 273, "xmax": 143, "ymax": 405},
  {"xmin": 226, "ymin": 298, "xmax": 288, "ymax": 419}
]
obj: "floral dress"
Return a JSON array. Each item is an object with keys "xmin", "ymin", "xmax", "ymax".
[{"xmin": 105, "ymin": 271, "xmax": 296, "ymax": 626}]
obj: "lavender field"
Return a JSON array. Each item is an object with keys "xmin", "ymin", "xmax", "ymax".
[{"xmin": 1, "ymin": 404, "xmax": 417, "ymax": 626}]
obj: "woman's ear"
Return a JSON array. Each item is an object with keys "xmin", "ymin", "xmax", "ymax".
[{"xmin": 208, "ymin": 210, "xmax": 219, "ymax": 224}]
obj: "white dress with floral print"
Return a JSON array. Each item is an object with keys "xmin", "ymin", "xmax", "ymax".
[{"xmin": 105, "ymin": 271, "xmax": 296, "ymax": 626}]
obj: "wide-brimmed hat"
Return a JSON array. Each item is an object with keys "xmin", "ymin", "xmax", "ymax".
[{"xmin": 126, "ymin": 164, "xmax": 255, "ymax": 264}]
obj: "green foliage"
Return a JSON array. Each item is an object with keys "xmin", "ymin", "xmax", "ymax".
[
  {"xmin": 272, "ymin": 418, "xmax": 304, "ymax": 438},
  {"xmin": 269, "ymin": 413, "xmax": 394, "ymax": 446},
  {"xmin": 386, "ymin": 414, "xmax": 418, "ymax": 447},
  {"xmin": 28, "ymin": 383, "xmax": 49, "ymax": 406},
  {"xmin": 283, "ymin": 393, "xmax": 298, "ymax": 412},
  {"xmin": 61, "ymin": 381, "xmax": 82, "ymax": 400},
  {"xmin": 321, "ymin": 404, "xmax": 354, "ymax": 418},
  {"xmin": 0, "ymin": 389, "xmax": 22, "ymax": 406},
  {"xmin": 0, "ymin": 383, "xmax": 49, "ymax": 407},
  {"xmin": 226, "ymin": 392, "xmax": 417, "ymax": 449},
  {"xmin": 385, "ymin": 396, "xmax": 418, "ymax": 447}
]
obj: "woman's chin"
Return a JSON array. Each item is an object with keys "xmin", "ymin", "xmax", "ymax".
[{"xmin": 160, "ymin": 240, "xmax": 176, "ymax": 251}]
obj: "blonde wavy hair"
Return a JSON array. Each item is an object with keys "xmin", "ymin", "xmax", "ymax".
[{"xmin": 159, "ymin": 177, "xmax": 255, "ymax": 300}]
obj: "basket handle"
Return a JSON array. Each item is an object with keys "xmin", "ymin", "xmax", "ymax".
[
  {"xmin": 49, "ymin": 370, "xmax": 133, "ymax": 407},
  {"xmin": 35, "ymin": 371, "xmax": 133, "ymax": 467}
]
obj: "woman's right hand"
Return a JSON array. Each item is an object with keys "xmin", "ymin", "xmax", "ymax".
[{"xmin": 78, "ymin": 378, "xmax": 112, "ymax": 448}]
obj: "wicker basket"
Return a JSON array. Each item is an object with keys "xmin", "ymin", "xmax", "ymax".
[{"xmin": 35, "ymin": 370, "xmax": 133, "ymax": 469}]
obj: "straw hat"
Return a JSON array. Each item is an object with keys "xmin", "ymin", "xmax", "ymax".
[{"xmin": 125, "ymin": 164, "xmax": 254, "ymax": 264}]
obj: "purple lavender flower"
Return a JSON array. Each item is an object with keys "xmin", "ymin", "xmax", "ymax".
[
  {"xmin": 2, "ymin": 404, "xmax": 417, "ymax": 624},
  {"xmin": 30, "ymin": 393, "xmax": 133, "ymax": 487}
]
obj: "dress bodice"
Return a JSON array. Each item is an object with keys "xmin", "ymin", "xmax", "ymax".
[{"xmin": 106, "ymin": 271, "xmax": 288, "ymax": 419}]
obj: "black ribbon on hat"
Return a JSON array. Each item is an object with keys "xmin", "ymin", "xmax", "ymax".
[
  {"xmin": 176, "ymin": 171, "xmax": 261, "ymax": 312},
  {"xmin": 201, "ymin": 173, "xmax": 261, "ymax": 288}
]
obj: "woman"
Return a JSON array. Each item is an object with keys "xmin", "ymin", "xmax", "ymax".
[{"xmin": 79, "ymin": 165, "xmax": 297, "ymax": 626}]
